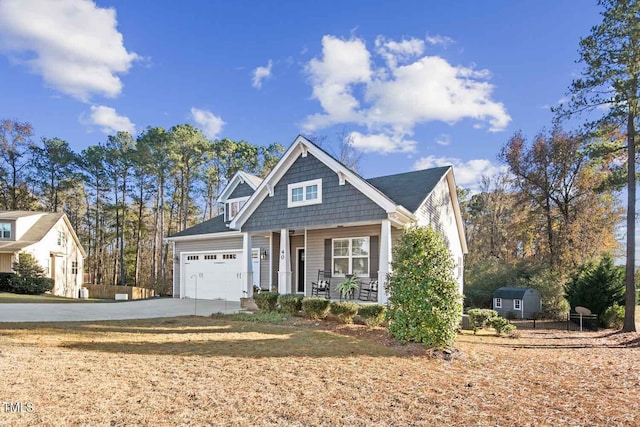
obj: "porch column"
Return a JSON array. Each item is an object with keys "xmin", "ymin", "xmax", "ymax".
[
  {"xmin": 378, "ymin": 219, "xmax": 392, "ymax": 305},
  {"xmin": 278, "ymin": 228, "xmax": 291, "ymax": 294},
  {"xmin": 242, "ymin": 233, "xmax": 253, "ymax": 297}
]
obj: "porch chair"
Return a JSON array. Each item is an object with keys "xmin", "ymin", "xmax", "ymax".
[
  {"xmin": 311, "ymin": 270, "xmax": 331, "ymax": 299},
  {"xmin": 358, "ymin": 279, "xmax": 379, "ymax": 302}
]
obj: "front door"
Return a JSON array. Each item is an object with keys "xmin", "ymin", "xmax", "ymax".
[{"xmin": 297, "ymin": 248, "xmax": 305, "ymax": 293}]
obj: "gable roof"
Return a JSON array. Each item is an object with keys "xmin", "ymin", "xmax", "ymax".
[
  {"xmin": 367, "ymin": 167, "xmax": 451, "ymax": 213},
  {"xmin": 230, "ymin": 135, "xmax": 415, "ymax": 230},
  {"xmin": 218, "ymin": 171, "xmax": 263, "ymax": 203},
  {"xmin": 493, "ymin": 287, "xmax": 534, "ymax": 299},
  {"xmin": 0, "ymin": 212, "xmax": 86, "ymax": 256},
  {"xmin": 169, "ymin": 214, "xmax": 238, "ymax": 239}
]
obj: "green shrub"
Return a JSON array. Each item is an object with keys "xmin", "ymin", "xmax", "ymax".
[
  {"xmin": 253, "ymin": 291, "xmax": 279, "ymax": 312},
  {"xmin": 278, "ymin": 294, "xmax": 303, "ymax": 316},
  {"xmin": 467, "ymin": 308, "xmax": 498, "ymax": 333},
  {"xmin": 329, "ymin": 301, "xmax": 359, "ymax": 324},
  {"xmin": 517, "ymin": 270, "xmax": 570, "ymax": 319},
  {"xmin": 602, "ymin": 304, "xmax": 625, "ymax": 329},
  {"xmin": 358, "ymin": 304, "xmax": 387, "ymax": 327},
  {"xmin": 566, "ymin": 255, "xmax": 624, "ymax": 323},
  {"xmin": 0, "ymin": 272, "xmax": 15, "ymax": 292},
  {"xmin": 387, "ymin": 226, "xmax": 462, "ymax": 348},
  {"xmin": 488, "ymin": 316, "xmax": 516, "ymax": 336},
  {"xmin": 301, "ymin": 297, "xmax": 330, "ymax": 320},
  {"xmin": 10, "ymin": 277, "xmax": 54, "ymax": 295}
]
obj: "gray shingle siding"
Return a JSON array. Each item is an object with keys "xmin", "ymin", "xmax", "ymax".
[
  {"xmin": 242, "ymin": 153, "xmax": 387, "ymax": 232},
  {"xmin": 229, "ymin": 182, "xmax": 254, "ymax": 199}
]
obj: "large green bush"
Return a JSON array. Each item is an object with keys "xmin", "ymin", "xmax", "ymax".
[
  {"xmin": 387, "ymin": 226, "xmax": 462, "ymax": 349},
  {"xmin": 253, "ymin": 291, "xmax": 279, "ymax": 312},
  {"xmin": 358, "ymin": 304, "xmax": 387, "ymax": 327},
  {"xmin": 301, "ymin": 297, "xmax": 330, "ymax": 320},
  {"xmin": 329, "ymin": 301, "xmax": 359, "ymax": 324},
  {"xmin": 5, "ymin": 253, "xmax": 53, "ymax": 295},
  {"xmin": 278, "ymin": 294, "xmax": 303, "ymax": 316},
  {"xmin": 566, "ymin": 255, "xmax": 624, "ymax": 323}
]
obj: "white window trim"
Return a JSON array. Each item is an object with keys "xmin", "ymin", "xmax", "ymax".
[
  {"xmin": 494, "ymin": 298, "xmax": 502, "ymax": 309},
  {"xmin": 332, "ymin": 237, "xmax": 370, "ymax": 278},
  {"xmin": 513, "ymin": 299, "xmax": 522, "ymax": 310},
  {"xmin": 225, "ymin": 197, "xmax": 249, "ymax": 221},
  {"xmin": 287, "ymin": 178, "xmax": 322, "ymax": 208}
]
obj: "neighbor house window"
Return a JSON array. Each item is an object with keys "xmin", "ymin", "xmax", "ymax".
[
  {"xmin": 494, "ymin": 298, "xmax": 502, "ymax": 309},
  {"xmin": 57, "ymin": 231, "xmax": 67, "ymax": 247},
  {"xmin": 0, "ymin": 223, "xmax": 10, "ymax": 239},
  {"xmin": 332, "ymin": 237, "xmax": 369, "ymax": 277},
  {"xmin": 71, "ymin": 261, "xmax": 78, "ymax": 275},
  {"xmin": 287, "ymin": 179, "xmax": 322, "ymax": 208},
  {"xmin": 514, "ymin": 299, "xmax": 522, "ymax": 310},
  {"xmin": 225, "ymin": 198, "xmax": 247, "ymax": 221}
]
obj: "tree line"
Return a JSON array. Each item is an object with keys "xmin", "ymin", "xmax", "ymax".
[{"xmin": 0, "ymin": 119, "xmax": 284, "ymax": 293}]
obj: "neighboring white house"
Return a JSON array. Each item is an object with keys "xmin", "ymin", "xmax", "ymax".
[
  {"xmin": 166, "ymin": 135, "xmax": 468, "ymax": 303},
  {"xmin": 0, "ymin": 211, "xmax": 85, "ymax": 298}
]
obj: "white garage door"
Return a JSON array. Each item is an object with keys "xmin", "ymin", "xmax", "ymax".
[{"xmin": 183, "ymin": 251, "xmax": 242, "ymax": 300}]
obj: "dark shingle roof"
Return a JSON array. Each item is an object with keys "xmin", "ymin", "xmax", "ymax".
[
  {"xmin": 366, "ymin": 166, "xmax": 450, "ymax": 213},
  {"xmin": 493, "ymin": 287, "xmax": 529, "ymax": 299},
  {"xmin": 170, "ymin": 214, "xmax": 232, "ymax": 238}
]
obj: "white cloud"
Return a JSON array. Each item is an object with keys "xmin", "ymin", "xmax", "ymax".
[
  {"xmin": 425, "ymin": 34, "xmax": 455, "ymax": 47},
  {"xmin": 252, "ymin": 60, "xmax": 273, "ymax": 89},
  {"xmin": 304, "ymin": 35, "xmax": 371, "ymax": 130},
  {"xmin": 375, "ymin": 36, "xmax": 424, "ymax": 68},
  {"xmin": 303, "ymin": 34, "xmax": 511, "ymax": 153},
  {"xmin": 413, "ymin": 155, "xmax": 507, "ymax": 192},
  {"xmin": 87, "ymin": 105, "xmax": 136, "ymax": 135},
  {"xmin": 0, "ymin": 0, "xmax": 139, "ymax": 101},
  {"xmin": 190, "ymin": 107, "xmax": 224, "ymax": 139},
  {"xmin": 435, "ymin": 134, "xmax": 450, "ymax": 146},
  {"xmin": 349, "ymin": 131, "xmax": 416, "ymax": 153}
]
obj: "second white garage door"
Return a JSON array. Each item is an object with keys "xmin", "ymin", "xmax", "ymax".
[{"xmin": 183, "ymin": 251, "xmax": 243, "ymax": 300}]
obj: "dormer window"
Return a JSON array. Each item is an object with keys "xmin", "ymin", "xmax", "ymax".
[
  {"xmin": 288, "ymin": 179, "xmax": 322, "ymax": 208},
  {"xmin": 225, "ymin": 197, "xmax": 248, "ymax": 221},
  {"xmin": 0, "ymin": 223, "xmax": 10, "ymax": 239}
]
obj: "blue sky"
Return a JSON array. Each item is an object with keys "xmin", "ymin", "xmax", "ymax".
[
  {"xmin": 0, "ymin": 0, "xmax": 603, "ymax": 186},
  {"xmin": 2, "ymin": 0, "xmax": 636, "ymax": 260}
]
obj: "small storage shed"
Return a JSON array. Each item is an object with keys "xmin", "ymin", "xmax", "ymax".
[{"xmin": 493, "ymin": 287, "xmax": 541, "ymax": 319}]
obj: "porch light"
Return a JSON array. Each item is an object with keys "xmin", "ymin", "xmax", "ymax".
[{"xmin": 260, "ymin": 249, "xmax": 268, "ymax": 260}]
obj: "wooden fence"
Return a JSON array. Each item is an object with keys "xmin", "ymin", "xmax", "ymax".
[{"xmin": 82, "ymin": 284, "xmax": 156, "ymax": 300}]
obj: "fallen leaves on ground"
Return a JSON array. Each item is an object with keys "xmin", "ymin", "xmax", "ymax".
[{"xmin": 0, "ymin": 316, "xmax": 638, "ymax": 426}]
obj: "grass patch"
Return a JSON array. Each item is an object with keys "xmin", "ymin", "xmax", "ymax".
[
  {"xmin": 0, "ymin": 316, "xmax": 639, "ymax": 425},
  {"xmin": 0, "ymin": 292, "xmax": 106, "ymax": 303},
  {"xmin": 216, "ymin": 311, "xmax": 289, "ymax": 323}
]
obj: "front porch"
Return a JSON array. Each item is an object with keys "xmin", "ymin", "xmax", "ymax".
[{"xmin": 240, "ymin": 221, "xmax": 400, "ymax": 305}]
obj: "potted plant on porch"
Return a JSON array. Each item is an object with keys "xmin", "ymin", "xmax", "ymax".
[{"xmin": 335, "ymin": 276, "xmax": 359, "ymax": 300}]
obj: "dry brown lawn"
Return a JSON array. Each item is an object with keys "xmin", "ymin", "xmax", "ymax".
[{"xmin": 1, "ymin": 316, "xmax": 639, "ymax": 426}]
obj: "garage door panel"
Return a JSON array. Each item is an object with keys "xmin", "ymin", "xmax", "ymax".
[{"xmin": 183, "ymin": 251, "xmax": 243, "ymax": 300}]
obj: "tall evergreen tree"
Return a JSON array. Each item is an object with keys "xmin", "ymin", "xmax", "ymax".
[{"xmin": 555, "ymin": 0, "xmax": 639, "ymax": 331}]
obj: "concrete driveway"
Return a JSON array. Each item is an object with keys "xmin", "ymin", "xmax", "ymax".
[{"xmin": 0, "ymin": 298, "xmax": 241, "ymax": 322}]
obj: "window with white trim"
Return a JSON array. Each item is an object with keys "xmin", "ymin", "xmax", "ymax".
[
  {"xmin": 287, "ymin": 179, "xmax": 322, "ymax": 208},
  {"xmin": 514, "ymin": 299, "xmax": 522, "ymax": 310},
  {"xmin": 332, "ymin": 237, "xmax": 369, "ymax": 277},
  {"xmin": 71, "ymin": 261, "xmax": 78, "ymax": 275},
  {"xmin": 225, "ymin": 197, "xmax": 248, "ymax": 221},
  {"xmin": 0, "ymin": 223, "xmax": 10, "ymax": 239},
  {"xmin": 57, "ymin": 231, "xmax": 67, "ymax": 247},
  {"xmin": 494, "ymin": 298, "xmax": 502, "ymax": 309}
]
